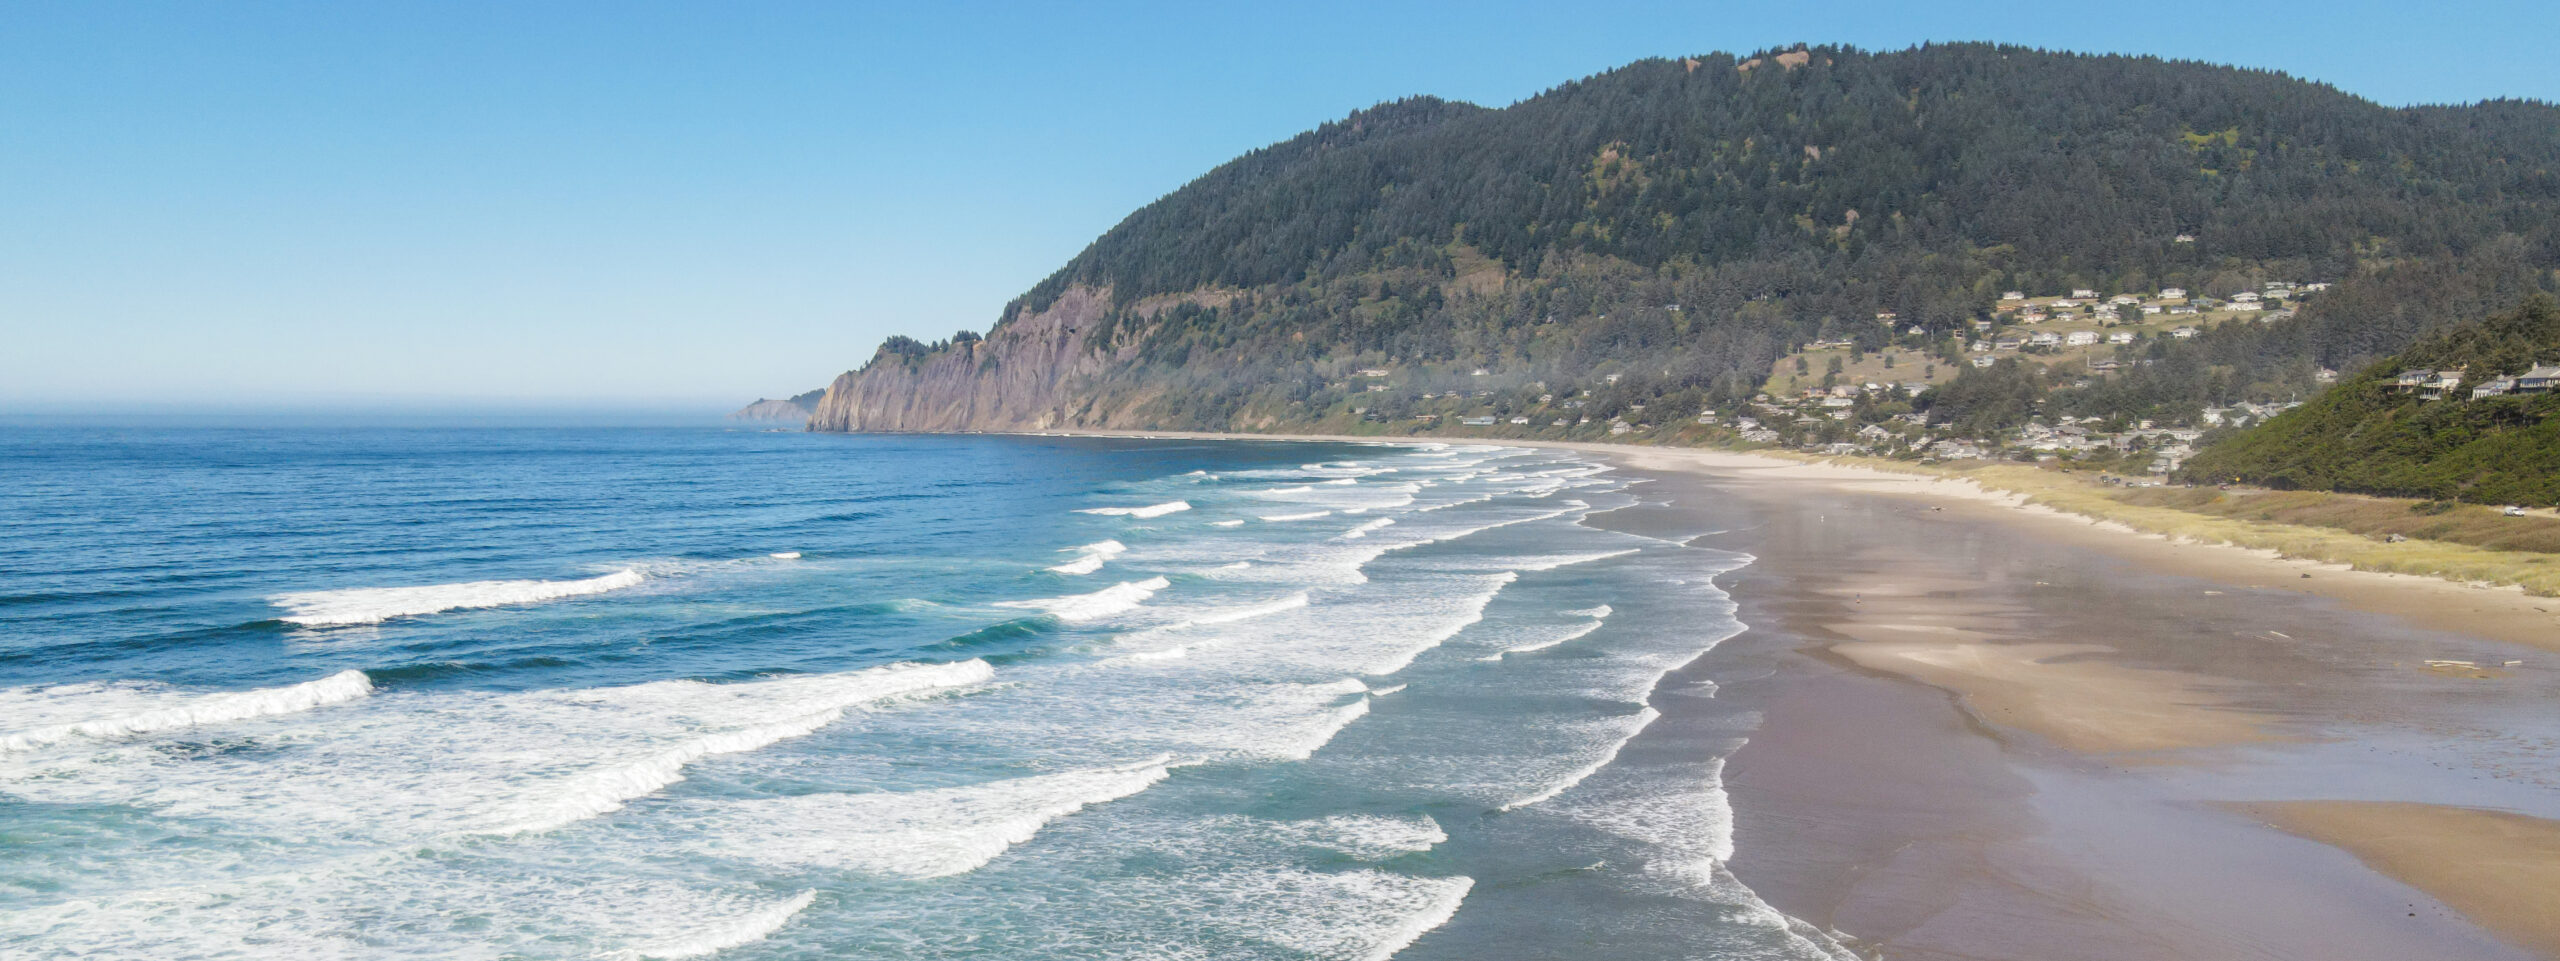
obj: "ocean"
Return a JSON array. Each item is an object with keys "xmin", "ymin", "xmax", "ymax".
[{"xmin": 0, "ymin": 426, "xmax": 1850, "ymax": 960}]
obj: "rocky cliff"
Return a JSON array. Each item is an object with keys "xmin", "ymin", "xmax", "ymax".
[
  {"xmin": 728, "ymin": 398, "xmax": 813, "ymax": 424},
  {"xmin": 807, "ymin": 286, "xmax": 1134, "ymax": 432}
]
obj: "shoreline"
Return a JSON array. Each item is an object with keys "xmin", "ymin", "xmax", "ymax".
[
  {"xmin": 994, "ymin": 428, "xmax": 2560, "ymax": 651},
  {"xmin": 987, "ymin": 428, "xmax": 2560, "ymax": 959}
]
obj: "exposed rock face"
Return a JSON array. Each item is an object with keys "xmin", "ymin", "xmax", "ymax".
[
  {"xmin": 728, "ymin": 398, "xmax": 814, "ymax": 424},
  {"xmin": 808, "ymin": 286, "xmax": 1128, "ymax": 432}
]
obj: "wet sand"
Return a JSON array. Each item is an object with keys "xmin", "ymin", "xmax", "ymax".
[{"xmin": 1619, "ymin": 456, "xmax": 2560, "ymax": 960}]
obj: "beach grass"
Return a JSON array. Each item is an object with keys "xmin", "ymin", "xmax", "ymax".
[{"xmin": 1764, "ymin": 453, "xmax": 2560, "ymax": 596}]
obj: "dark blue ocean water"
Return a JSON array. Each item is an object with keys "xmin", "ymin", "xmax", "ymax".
[{"xmin": 0, "ymin": 426, "xmax": 1848, "ymax": 960}]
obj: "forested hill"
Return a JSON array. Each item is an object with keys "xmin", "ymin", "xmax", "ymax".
[
  {"xmin": 809, "ymin": 43, "xmax": 2560, "ymax": 435},
  {"xmin": 2180, "ymin": 296, "xmax": 2560, "ymax": 505}
]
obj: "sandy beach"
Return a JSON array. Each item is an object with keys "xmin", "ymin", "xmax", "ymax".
[{"xmin": 1054, "ymin": 430, "xmax": 2560, "ymax": 959}]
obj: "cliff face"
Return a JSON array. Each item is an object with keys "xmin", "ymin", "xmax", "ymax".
[
  {"xmin": 728, "ymin": 398, "xmax": 813, "ymax": 424},
  {"xmin": 807, "ymin": 286, "xmax": 1129, "ymax": 432}
]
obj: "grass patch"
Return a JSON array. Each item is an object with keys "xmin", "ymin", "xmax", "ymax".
[{"xmin": 1759, "ymin": 451, "xmax": 2560, "ymax": 596}]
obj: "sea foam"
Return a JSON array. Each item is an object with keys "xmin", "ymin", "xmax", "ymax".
[
  {"xmin": 1077, "ymin": 501, "xmax": 1190, "ymax": 519},
  {"xmin": 270, "ymin": 570, "xmax": 647, "ymax": 627},
  {"xmin": 479, "ymin": 659, "xmax": 994, "ymax": 835},
  {"xmin": 0, "ymin": 670, "xmax": 373, "ymax": 752},
  {"xmin": 1048, "ymin": 540, "xmax": 1127, "ymax": 575},
  {"xmin": 688, "ymin": 758, "xmax": 1171, "ymax": 878},
  {"xmin": 997, "ymin": 577, "xmax": 1170, "ymax": 623},
  {"xmin": 597, "ymin": 890, "xmax": 818, "ymax": 961}
]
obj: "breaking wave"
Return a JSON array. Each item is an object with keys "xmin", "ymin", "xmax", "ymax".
[
  {"xmin": 596, "ymin": 890, "xmax": 817, "ymax": 961},
  {"xmin": 997, "ymin": 577, "xmax": 1170, "ymax": 623},
  {"xmin": 1, "ymin": 670, "xmax": 373, "ymax": 752},
  {"xmin": 270, "ymin": 570, "xmax": 647, "ymax": 627},
  {"xmin": 1076, "ymin": 501, "xmax": 1190, "ymax": 519},
  {"xmin": 479, "ymin": 659, "xmax": 994, "ymax": 835}
]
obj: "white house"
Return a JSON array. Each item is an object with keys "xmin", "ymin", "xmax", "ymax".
[
  {"xmin": 2515, "ymin": 366, "xmax": 2560, "ymax": 393},
  {"xmin": 2232, "ymin": 291, "xmax": 2261, "ymax": 303},
  {"xmin": 2170, "ymin": 327, "xmax": 2199, "ymax": 339},
  {"xmin": 2065, "ymin": 331, "xmax": 2099, "ymax": 346},
  {"xmin": 2001, "ymin": 290, "xmax": 2026, "ymax": 301},
  {"xmin": 2141, "ymin": 304, "xmax": 2163, "ymax": 315},
  {"xmin": 2028, "ymin": 331, "xmax": 2061, "ymax": 347},
  {"xmin": 2072, "ymin": 288, "xmax": 2098, "ymax": 299},
  {"xmin": 2421, "ymin": 370, "xmax": 2466, "ymax": 400},
  {"xmin": 2472, "ymin": 378, "xmax": 2516, "ymax": 400},
  {"xmin": 2107, "ymin": 331, "xmax": 2136, "ymax": 344},
  {"xmin": 2230, "ymin": 301, "xmax": 2263, "ymax": 312},
  {"xmin": 1971, "ymin": 355, "xmax": 1998, "ymax": 368},
  {"xmin": 2160, "ymin": 287, "xmax": 2188, "ymax": 299}
]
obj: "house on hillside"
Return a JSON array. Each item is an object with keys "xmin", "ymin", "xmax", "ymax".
[
  {"xmin": 2141, "ymin": 304, "xmax": 2163, "ymax": 315},
  {"xmin": 2391, "ymin": 369, "xmax": 2433, "ymax": 392},
  {"xmin": 1905, "ymin": 324, "xmax": 1927, "ymax": 336},
  {"xmin": 2170, "ymin": 305, "xmax": 2200, "ymax": 315},
  {"xmin": 2170, "ymin": 327, "xmax": 2198, "ymax": 339},
  {"xmin": 2420, "ymin": 370, "xmax": 2466, "ymax": 400},
  {"xmin": 2472, "ymin": 378, "xmax": 2516, "ymax": 399},
  {"xmin": 2001, "ymin": 291, "xmax": 2026, "ymax": 301},
  {"xmin": 1971, "ymin": 355, "xmax": 1998, "ymax": 368},
  {"xmin": 2029, "ymin": 332, "xmax": 2061, "ymax": 348},
  {"xmin": 2231, "ymin": 301, "xmax": 2263, "ymax": 312},
  {"xmin": 2161, "ymin": 287, "xmax": 2188, "ymax": 299},
  {"xmin": 2066, "ymin": 331, "xmax": 2099, "ymax": 346},
  {"xmin": 2517, "ymin": 366, "xmax": 2560, "ymax": 393},
  {"xmin": 1858, "ymin": 423, "xmax": 1892, "ymax": 442},
  {"xmin": 2107, "ymin": 331, "xmax": 2136, "ymax": 344},
  {"xmin": 2232, "ymin": 292, "xmax": 2261, "ymax": 304},
  {"xmin": 2072, "ymin": 288, "xmax": 2098, "ymax": 299},
  {"xmin": 2110, "ymin": 294, "xmax": 2141, "ymax": 306}
]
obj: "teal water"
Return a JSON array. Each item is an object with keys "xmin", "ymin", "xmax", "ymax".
[{"xmin": 0, "ymin": 427, "xmax": 1848, "ymax": 960}]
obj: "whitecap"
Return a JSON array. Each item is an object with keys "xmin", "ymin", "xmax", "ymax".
[
  {"xmin": 596, "ymin": 890, "xmax": 817, "ymax": 961},
  {"xmin": 1341, "ymin": 518, "xmax": 1396, "ymax": 540},
  {"xmin": 996, "ymin": 577, "xmax": 1170, "ymax": 623},
  {"xmin": 0, "ymin": 670, "xmax": 373, "ymax": 752},
  {"xmin": 1076, "ymin": 501, "xmax": 1190, "ymax": 519},
  {"xmin": 270, "ymin": 569, "xmax": 648, "ymax": 627},
  {"xmin": 680, "ymin": 759, "xmax": 1171, "ymax": 879}
]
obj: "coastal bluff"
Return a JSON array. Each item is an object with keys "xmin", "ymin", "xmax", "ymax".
[{"xmin": 808, "ymin": 285, "xmax": 1143, "ymax": 432}]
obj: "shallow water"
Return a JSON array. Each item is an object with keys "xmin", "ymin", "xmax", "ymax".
[{"xmin": 0, "ymin": 427, "xmax": 1846, "ymax": 960}]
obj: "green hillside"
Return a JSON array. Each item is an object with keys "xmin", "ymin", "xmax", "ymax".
[
  {"xmin": 2181, "ymin": 296, "xmax": 2560, "ymax": 505},
  {"xmin": 833, "ymin": 43, "xmax": 2560, "ymax": 437}
]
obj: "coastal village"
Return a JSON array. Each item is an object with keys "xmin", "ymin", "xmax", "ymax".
[
  {"xmin": 1725, "ymin": 281, "xmax": 2334, "ymax": 477},
  {"xmin": 1355, "ymin": 280, "xmax": 2375, "ymax": 478}
]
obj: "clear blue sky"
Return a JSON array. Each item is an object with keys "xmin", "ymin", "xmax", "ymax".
[{"xmin": 5, "ymin": 1, "xmax": 2552, "ymax": 410}]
